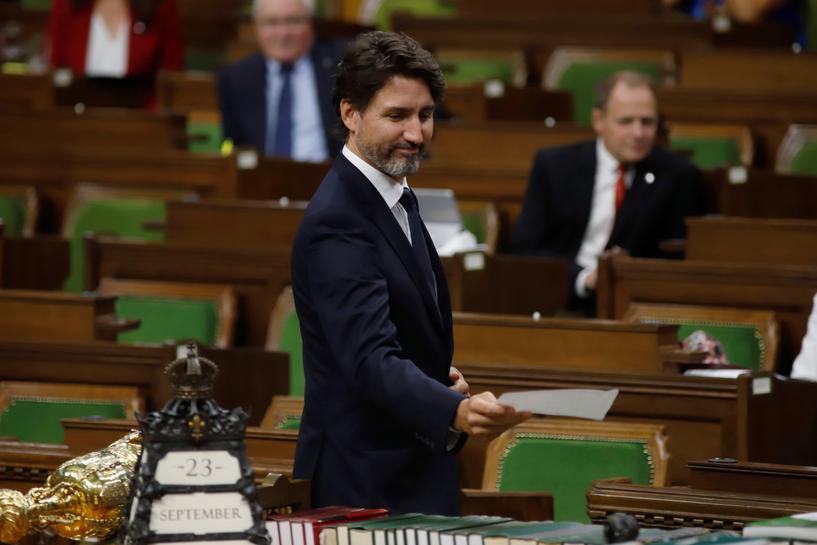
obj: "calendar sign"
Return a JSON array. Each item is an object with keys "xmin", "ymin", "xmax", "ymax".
[
  {"xmin": 150, "ymin": 492, "xmax": 252, "ymax": 534},
  {"xmin": 155, "ymin": 451, "xmax": 241, "ymax": 486}
]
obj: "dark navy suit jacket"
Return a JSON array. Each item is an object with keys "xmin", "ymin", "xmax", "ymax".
[
  {"xmin": 291, "ymin": 154, "xmax": 466, "ymax": 515},
  {"xmin": 217, "ymin": 41, "xmax": 345, "ymax": 157},
  {"xmin": 511, "ymin": 140, "xmax": 703, "ymax": 289}
]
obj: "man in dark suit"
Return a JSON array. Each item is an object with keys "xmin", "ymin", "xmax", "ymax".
[
  {"xmin": 511, "ymin": 71, "xmax": 703, "ymax": 313},
  {"xmin": 291, "ymin": 31, "xmax": 530, "ymax": 515},
  {"xmin": 217, "ymin": 0, "xmax": 344, "ymax": 161}
]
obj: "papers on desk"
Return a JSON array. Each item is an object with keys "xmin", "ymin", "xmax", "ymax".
[
  {"xmin": 684, "ymin": 368, "xmax": 751, "ymax": 378},
  {"xmin": 497, "ymin": 389, "xmax": 618, "ymax": 421}
]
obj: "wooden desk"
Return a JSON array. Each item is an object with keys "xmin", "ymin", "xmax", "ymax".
[
  {"xmin": 704, "ymin": 168, "xmax": 817, "ymax": 219},
  {"xmin": 686, "ymin": 216, "xmax": 817, "ymax": 267},
  {"xmin": 681, "ymin": 50, "xmax": 817, "ymax": 94},
  {"xmin": 588, "ymin": 459, "xmax": 817, "ymax": 529},
  {"xmin": 0, "ymin": 290, "xmax": 122, "ymax": 342},
  {"xmin": 0, "ymin": 342, "xmax": 288, "ymax": 425},
  {"xmin": 459, "ymin": 366, "xmax": 817, "ymax": 487},
  {"xmin": 596, "ymin": 255, "xmax": 817, "ymax": 369},
  {"xmin": 453, "ymin": 313, "xmax": 678, "ymax": 373},
  {"xmin": 1, "ymin": 235, "xmax": 70, "ymax": 290}
]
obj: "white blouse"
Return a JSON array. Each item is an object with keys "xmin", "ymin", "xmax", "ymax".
[{"xmin": 85, "ymin": 10, "xmax": 130, "ymax": 77}]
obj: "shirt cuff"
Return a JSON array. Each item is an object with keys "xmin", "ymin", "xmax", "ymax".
[
  {"xmin": 575, "ymin": 266, "xmax": 594, "ymax": 298},
  {"xmin": 445, "ymin": 427, "xmax": 464, "ymax": 452}
]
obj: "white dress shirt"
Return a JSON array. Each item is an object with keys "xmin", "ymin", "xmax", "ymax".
[
  {"xmin": 85, "ymin": 11, "xmax": 129, "ymax": 77},
  {"xmin": 791, "ymin": 293, "xmax": 817, "ymax": 381},
  {"xmin": 341, "ymin": 146, "xmax": 413, "ymax": 242},
  {"xmin": 574, "ymin": 139, "xmax": 633, "ymax": 297},
  {"xmin": 266, "ymin": 56, "xmax": 329, "ymax": 163}
]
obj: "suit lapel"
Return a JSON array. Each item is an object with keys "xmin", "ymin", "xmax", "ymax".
[
  {"xmin": 334, "ymin": 157, "xmax": 445, "ymax": 334},
  {"xmin": 574, "ymin": 141, "xmax": 597, "ymax": 236},
  {"xmin": 249, "ymin": 53, "xmax": 268, "ymax": 151},
  {"xmin": 311, "ymin": 46, "xmax": 338, "ymax": 155}
]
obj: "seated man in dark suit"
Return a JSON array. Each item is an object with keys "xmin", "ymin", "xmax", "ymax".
[
  {"xmin": 217, "ymin": 0, "xmax": 344, "ymax": 161},
  {"xmin": 511, "ymin": 70, "xmax": 703, "ymax": 314}
]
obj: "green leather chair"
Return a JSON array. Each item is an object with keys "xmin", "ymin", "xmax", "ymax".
[
  {"xmin": 267, "ymin": 286, "xmax": 306, "ymax": 397},
  {"xmin": 98, "ymin": 278, "xmax": 237, "ymax": 348},
  {"xmin": 62, "ymin": 189, "xmax": 169, "ymax": 293},
  {"xmin": 788, "ymin": 140, "xmax": 817, "ymax": 175},
  {"xmin": 543, "ymin": 48, "xmax": 675, "ymax": 126},
  {"xmin": 776, "ymin": 125, "xmax": 817, "ymax": 175},
  {"xmin": 483, "ymin": 419, "xmax": 668, "ymax": 522},
  {"xmin": 260, "ymin": 396, "xmax": 304, "ymax": 431},
  {"xmin": 373, "ymin": 0, "xmax": 455, "ymax": 30},
  {"xmin": 624, "ymin": 303, "xmax": 779, "ymax": 372},
  {"xmin": 0, "ymin": 382, "xmax": 140, "ymax": 444},
  {"xmin": 187, "ymin": 119, "xmax": 224, "ymax": 154},
  {"xmin": 669, "ymin": 136, "xmax": 741, "ymax": 169},
  {"xmin": 0, "ymin": 196, "xmax": 28, "ymax": 237}
]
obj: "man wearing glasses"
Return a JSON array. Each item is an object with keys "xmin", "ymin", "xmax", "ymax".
[{"xmin": 218, "ymin": 0, "xmax": 345, "ymax": 161}]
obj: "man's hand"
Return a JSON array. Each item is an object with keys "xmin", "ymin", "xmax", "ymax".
[
  {"xmin": 453, "ymin": 391, "xmax": 532, "ymax": 439},
  {"xmin": 586, "ymin": 246, "xmax": 630, "ymax": 292},
  {"xmin": 449, "ymin": 366, "xmax": 470, "ymax": 395}
]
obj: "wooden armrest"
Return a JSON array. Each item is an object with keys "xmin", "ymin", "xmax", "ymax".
[
  {"xmin": 95, "ymin": 314, "xmax": 141, "ymax": 338},
  {"xmin": 460, "ymin": 488, "xmax": 553, "ymax": 521}
]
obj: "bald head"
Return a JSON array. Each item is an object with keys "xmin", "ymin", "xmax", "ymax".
[{"xmin": 253, "ymin": 0, "xmax": 314, "ymax": 64}]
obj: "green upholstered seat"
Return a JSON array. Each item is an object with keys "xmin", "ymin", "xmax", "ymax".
[
  {"xmin": 554, "ymin": 62, "xmax": 664, "ymax": 125},
  {"xmin": 461, "ymin": 211, "xmax": 485, "ymax": 244},
  {"xmin": 0, "ymin": 196, "xmax": 27, "ymax": 236},
  {"xmin": 669, "ymin": 136, "xmax": 741, "ymax": 169},
  {"xmin": 275, "ymin": 414, "xmax": 302, "ymax": 430},
  {"xmin": 187, "ymin": 120, "xmax": 224, "ymax": 154},
  {"xmin": 373, "ymin": 0, "xmax": 455, "ymax": 30},
  {"xmin": 0, "ymin": 398, "xmax": 127, "ymax": 443},
  {"xmin": 115, "ymin": 296, "xmax": 219, "ymax": 345},
  {"xmin": 19, "ymin": 0, "xmax": 52, "ymax": 9},
  {"xmin": 674, "ymin": 322, "xmax": 762, "ymax": 371},
  {"xmin": 184, "ymin": 49, "xmax": 226, "ymax": 72},
  {"xmin": 495, "ymin": 434, "xmax": 653, "ymax": 522},
  {"xmin": 439, "ymin": 58, "xmax": 517, "ymax": 85},
  {"xmin": 281, "ymin": 309, "xmax": 305, "ymax": 396},
  {"xmin": 63, "ymin": 199, "xmax": 166, "ymax": 292},
  {"xmin": 788, "ymin": 140, "xmax": 817, "ymax": 175},
  {"xmin": 808, "ymin": 0, "xmax": 817, "ymax": 51}
]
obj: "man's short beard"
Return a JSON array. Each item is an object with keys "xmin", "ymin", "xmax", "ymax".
[{"xmin": 359, "ymin": 139, "xmax": 424, "ymax": 179}]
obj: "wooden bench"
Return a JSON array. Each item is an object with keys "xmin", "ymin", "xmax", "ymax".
[
  {"xmin": 685, "ymin": 216, "xmax": 817, "ymax": 267},
  {"xmin": 588, "ymin": 459, "xmax": 817, "ymax": 529},
  {"xmin": 704, "ymin": 167, "xmax": 817, "ymax": 218},
  {"xmin": 596, "ymin": 255, "xmax": 817, "ymax": 369},
  {"xmin": 459, "ymin": 366, "xmax": 817, "ymax": 487},
  {"xmin": 680, "ymin": 50, "xmax": 817, "ymax": 94},
  {"xmin": 0, "ymin": 290, "xmax": 133, "ymax": 342},
  {"xmin": 0, "ymin": 341, "xmax": 288, "ymax": 426}
]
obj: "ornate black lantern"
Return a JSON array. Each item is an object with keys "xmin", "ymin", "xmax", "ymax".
[{"xmin": 124, "ymin": 345, "xmax": 270, "ymax": 545}]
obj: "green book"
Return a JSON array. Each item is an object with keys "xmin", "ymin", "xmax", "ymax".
[
  {"xmin": 743, "ymin": 511, "xmax": 817, "ymax": 541},
  {"xmin": 398, "ymin": 515, "xmax": 512, "ymax": 545},
  {"xmin": 507, "ymin": 524, "xmax": 603, "ymax": 545},
  {"xmin": 347, "ymin": 514, "xmax": 425, "ymax": 545},
  {"xmin": 447, "ymin": 520, "xmax": 581, "ymax": 545}
]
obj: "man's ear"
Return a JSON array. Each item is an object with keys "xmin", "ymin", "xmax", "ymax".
[
  {"xmin": 591, "ymin": 107, "xmax": 604, "ymax": 135},
  {"xmin": 339, "ymin": 99, "xmax": 359, "ymax": 134}
]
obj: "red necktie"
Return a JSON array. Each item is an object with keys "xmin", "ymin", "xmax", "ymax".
[{"xmin": 614, "ymin": 164, "xmax": 627, "ymax": 216}]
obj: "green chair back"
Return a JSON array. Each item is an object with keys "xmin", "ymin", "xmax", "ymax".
[
  {"xmin": 187, "ymin": 120, "xmax": 224, "ymax": 154},
  {"xmin": 281, "ymin": 309, "xmax": 305, "ymax": 396},
  {"xmin": 556, "ymin": 62, "xmax": 664, "ymax": 125},
  {"xmin": 461, "ymin": 211, "xmax": 485, "ymax": 243},
  {"xmin": 63, "ymin": 199, "xmax": 166, "ymax": 293},
  {"xmin": 115, "ymin": 296, "xmax": 219, "ymax": 345},
  {"xmin": 807, "ymin": 0, "xmax": 817, "ymax": 50},
  {"xmin": 19, "ymin": 0, "xmax": 52, "ymax": 10},
  {"xmin": 275, "ymin": 414, "xmax": 302, "ymax": 430},
  {"xmin": 373, "ymin": 0, "xmax": 455, "ymax": 30},
  {"xmin": 669, "ymin": 136, "xmax": 741, "ymax": 169},
  {"xmin": 0, "ymin": 399, "xmax": 126, "ymax": 443},
  {"xmin": 439, "ymin": 58, "xmax": 517, "ymax": 85},
  {"xmin": 184, "ymin": 49, "xmax": 226, "ymax": 72},
  {"xmin": 675, "ymin": 323, "xmax": 763, "ymax": 371},
  {"xmin": 0, "ymin": 196, "xmax": 27, "ymax": 236},
  {"xmin": 496, "ymin": 434, "xmax": 653, "ymax": 522},
  {"xmin": 788, "ymin": 140, "xmax": 817, "ymax": 175}
]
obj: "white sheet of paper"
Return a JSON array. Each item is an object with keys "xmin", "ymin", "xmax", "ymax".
[
  {"xmin": 683, "ymin": 369, "xmax": 750, "ymax": 378},
  {"xmin": 496, "ymin": 389, "xmax": 619, "ymax": 421}
]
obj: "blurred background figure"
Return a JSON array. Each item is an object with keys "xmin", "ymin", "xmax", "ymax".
[
  {"xmin": 217, "ymin": 0, "xmax": 346, "ymax": 161},
  {"xmin": 47, "ymin": 0, "xmax": 183, "ymax": 77}
]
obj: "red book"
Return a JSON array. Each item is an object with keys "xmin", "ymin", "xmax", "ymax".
[{"xmin": 284, "ymin": 506, "xmax": 389, "ymax": 545}]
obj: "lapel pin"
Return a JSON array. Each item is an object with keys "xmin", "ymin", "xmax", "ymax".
[
  {"xmin": 134, "ymin": 21, "xmax": 146, "ymax": 34},
  {"xmin": 644, "ymin": 172, "xmax": 655, "ymax": 184}
]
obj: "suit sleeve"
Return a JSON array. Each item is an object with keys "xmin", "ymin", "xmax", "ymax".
[
  {"xmin": 662, "ymin": 161, "xmax": 705, "ymax": 242},
  {"xmin": 302, "ymin": 210, "xmax": 465, "ymax": 451},
  {"xmin": 156, "ymin": 0, "xmax": 184, "ymax": 71},
  {"xmin": 510, "ymin": 150, "xmax": 552, "ymax": 255},
  {"xmin": 217, "ymin": 69, "xmax": 239, "ymax": 144}
]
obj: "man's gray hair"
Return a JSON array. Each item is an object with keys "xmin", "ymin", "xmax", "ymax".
[
  {"xmin": 593, "ymin": 70, "xmax": 657, "ymax": 110},
  {"xmin": 252, "ymin": 0, "xmax": 312, "ymax": 18}
]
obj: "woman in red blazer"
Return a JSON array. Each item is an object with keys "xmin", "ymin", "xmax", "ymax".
[{"xmin": 47, "ymin": 0, "xmax": 183, "ymax": 76}]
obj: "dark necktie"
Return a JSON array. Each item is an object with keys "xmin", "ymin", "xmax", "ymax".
[
  {"xmin": 399, "ymin": 187, "xmax": 438, "ymax": 303},
  {"xmin": 268, "ymin": 63, "xmax": 293, "ymax": 157}
]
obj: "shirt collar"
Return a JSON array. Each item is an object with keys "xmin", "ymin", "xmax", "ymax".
[
  {"xmin": 342, "ymin": 145, "xmax": 407, "ymax": 209},
  {"xmin": 265, "ymin": 55, "xmax": 310, "ymax": 77},
  {"xmin": 596, "ymin": 138, "xmax": 622, "ymax": 173}
]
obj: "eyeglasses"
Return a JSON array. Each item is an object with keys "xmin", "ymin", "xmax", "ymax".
[{"xmin": 255, "ymin": 16, "xmax": 311, "ymax": 29}]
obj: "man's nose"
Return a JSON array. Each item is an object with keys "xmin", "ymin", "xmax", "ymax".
[{"xmin": 403, "ymin": 118, "xmax": 424, "ymax": 144}]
